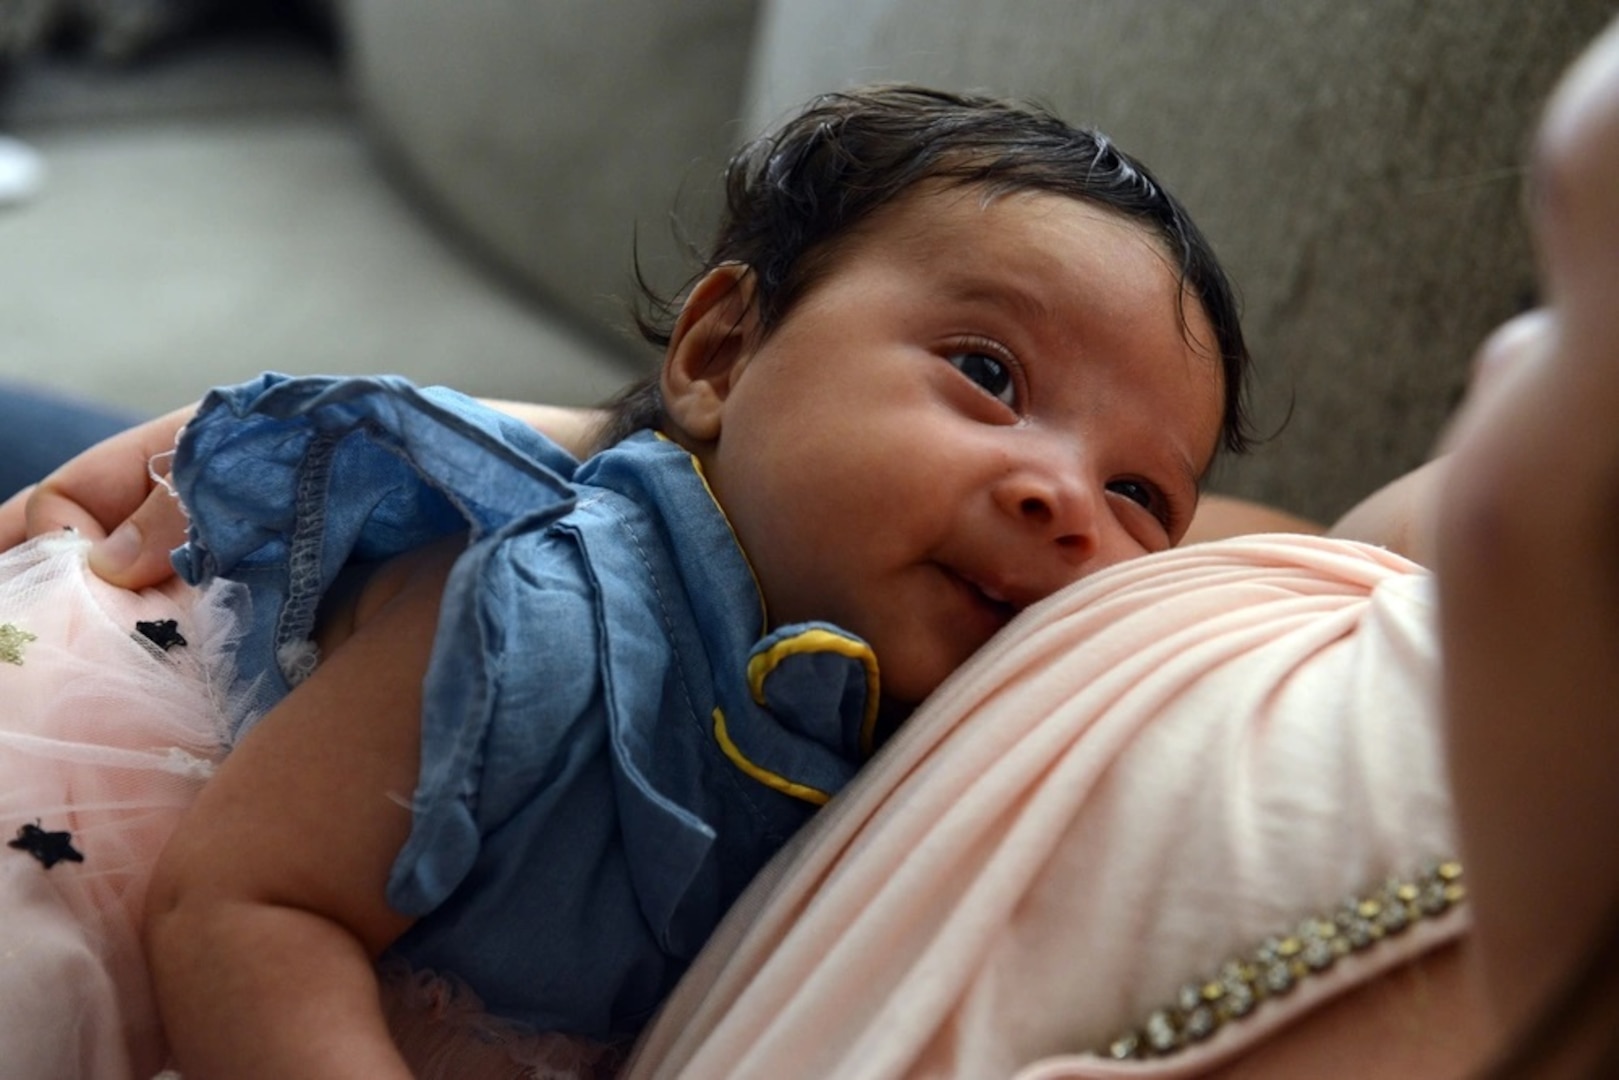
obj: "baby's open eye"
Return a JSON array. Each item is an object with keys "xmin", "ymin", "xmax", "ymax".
[
  {"xmin": 946, "ymin": 349, "xmax": 1017, "ymax": 407},
  {"xmin": 1107, "ymin": 478, "xmax": 1164, "ymax": 518}
]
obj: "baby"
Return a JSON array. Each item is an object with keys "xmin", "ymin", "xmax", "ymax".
[{"xmin": 0, "ymin": 85, "xmax": 1248, "ymax": 1077}]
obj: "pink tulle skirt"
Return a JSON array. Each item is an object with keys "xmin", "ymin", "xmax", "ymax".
[
  {"xmin": 0, "ymin": 535, "xmax": 621, "ymax": 1079},
  {"xmin": 379, "ymin": 963, "xmax": 626, "ymax": 1079},
  {"xmin": 0, "ymin": 533, "xmax": 232, "ymax": 1079}
]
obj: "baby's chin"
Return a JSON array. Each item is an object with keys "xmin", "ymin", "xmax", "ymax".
[
  {"xmin": 876, "ymin": 664, "xmax": 956, "ymax": 716},
  {"xmin": 870, "ymin": 697, "xmax": 918, "ymax": 749},
  {"xmin": 870, "ymin": 657, "xmax": 966, "ymax": 740}
]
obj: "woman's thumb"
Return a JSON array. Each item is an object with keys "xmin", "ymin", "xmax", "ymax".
[{"xmin": 88, "ymin": 486, "xmax": 190, "ymax": 589}]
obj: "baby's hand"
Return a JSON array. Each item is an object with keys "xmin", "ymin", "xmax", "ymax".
[{"xmin": 0, "ymin": 404, "xmax": 195, "ymax": 588}]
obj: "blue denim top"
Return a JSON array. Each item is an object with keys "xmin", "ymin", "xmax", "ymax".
[{"xmin": 170, "ymin": 374, "xmax": 878, "ymax": 1038}]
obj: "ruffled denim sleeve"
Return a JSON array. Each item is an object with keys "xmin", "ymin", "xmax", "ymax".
[
  {"xmin": 170, "ymin": 372, "xmax": 580, "ymax": 739},
  {"xmin": 170, "ymin": 381, "xmax": 877, "ymax": 1037}
]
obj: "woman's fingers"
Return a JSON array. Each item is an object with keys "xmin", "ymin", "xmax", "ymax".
[
  {"xmin": 0, "ymin": 404, "xmax": 195, "ymax": 586},
  {"xmin": 0, "ymin": 485, "xmax": 40, "ymax": 549},
  {"xmin": 87, "ymin": 482, "xmax": 193, "ymax": 589},
  {"xmin": 1435, "ymin": 310, "xmax": 1555, "ymax": 457}
]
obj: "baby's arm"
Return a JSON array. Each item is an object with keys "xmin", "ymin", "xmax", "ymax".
[{"xmin": 144, "ymin": 535, "xmax": 461, "ymax": 1079}]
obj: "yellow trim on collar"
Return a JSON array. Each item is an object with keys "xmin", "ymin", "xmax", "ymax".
[
  {"xmin": 746, "ymin": 627, "xmax": 882, "ymax": 758},
  {"xmin": 712, "ymin": 708, "xmax": 831, "ymax": 806},
  {"xmin": 656, "ymin": 430, "xmax": 768, "ymax": 632}
]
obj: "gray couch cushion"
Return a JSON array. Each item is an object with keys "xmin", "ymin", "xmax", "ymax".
[
  {"xmin": 346, "ymin": 0, "xmax": 759, "ymax": 363},
  {"xmin": 743, "ymin": 0, "xmax": 1614, "ymax": 520}
]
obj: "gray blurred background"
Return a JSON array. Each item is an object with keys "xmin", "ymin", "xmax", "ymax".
[
  {"xmin": 0, "ymin": 1, "xmax": 639, "ymax": 418},
  {"xmin": 2, "ymin": 0, "xmax": 1613, "ymax": 522}
]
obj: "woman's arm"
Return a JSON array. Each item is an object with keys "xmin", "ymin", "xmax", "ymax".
[
  {"xmin": 1182, "ymin": 493, "xmax": 1324, "ymax": 545},
  {"xmin": 1185, "ymin": 457, "xmax": 1452, "ymax": 568},
  {"xmin": 1435, "ymin": 17, "xmax": 1619, "ymax": 1069},
  {"xmin": 481, "ymin": 399, "xmax": 609, "ymax": 455},
  {"xmin": 0, "ymin": 398, "xmax": 610, "ymax": 587},
  {"xmin": 1322, "ymin": 456, "xmax": 1448, "ymax": 566},
  {"xmin": 144, "ymin": 536, "xmax": 461, "ymax": 1079}
]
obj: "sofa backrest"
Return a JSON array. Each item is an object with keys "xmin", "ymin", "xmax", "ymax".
[
  {"xmin": 346, "ymin": 0, "xmax": 760, "ymax": 363},
  {"xmin": 742, "ymin": 0, "xmax": 1615, "ymax": 520}
]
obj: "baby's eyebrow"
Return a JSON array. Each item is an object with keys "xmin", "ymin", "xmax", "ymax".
[{"xmin": 937, "ymin": 275, "xmax": 1057, "ymax": 328}]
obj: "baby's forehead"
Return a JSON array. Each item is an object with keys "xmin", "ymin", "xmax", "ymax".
[
  {"xmin": 839, "ymin": 182, "xmax": 1222, "ymax": 428},
  {"xmin": 835, "ymin": 180, "xmax": 1173, "ymax": 268},
  {"xmin": 795, "ymin": 180, "xmax": 1220, "ymax": 378}
]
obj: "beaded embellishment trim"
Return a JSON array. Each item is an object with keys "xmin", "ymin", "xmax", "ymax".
[{"xmin": 1102, "ymin": 859, "xmax": 1465, "ymax": 1061}]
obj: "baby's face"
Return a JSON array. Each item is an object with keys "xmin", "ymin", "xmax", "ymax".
[{"xmin": 698, "ymin": 185, "xmax": 1226, "ymax": 706}]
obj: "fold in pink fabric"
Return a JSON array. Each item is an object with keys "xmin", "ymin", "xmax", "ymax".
[{"xmin": 626, "ymin": 535, "xmax": 1462, "ymax": 1079}]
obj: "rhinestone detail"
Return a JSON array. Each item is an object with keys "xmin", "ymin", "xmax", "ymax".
[{"xmin": 1102, "ymin": 860, "xmax": 1465, "ymax": 1060}]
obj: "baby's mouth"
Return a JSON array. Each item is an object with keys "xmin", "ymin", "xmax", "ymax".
[{"xmin": 947, "ymin": 567, "xmax": 1025, "ymax": 625}]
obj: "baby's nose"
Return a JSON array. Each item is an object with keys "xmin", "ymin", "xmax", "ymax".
[{"xmin": 993, "ymin": 457, "xmax": 1100, "ymax": 564}]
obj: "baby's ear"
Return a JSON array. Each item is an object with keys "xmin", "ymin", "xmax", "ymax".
[{"xmin": 662, "ymin": 264, "xmax": 758, "ymax": 443}]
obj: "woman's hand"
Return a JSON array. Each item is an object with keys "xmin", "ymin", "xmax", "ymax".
[
  {"xmin": 0, "ymin": 404, "xmax": 195, "ymax": 588},
  {"xmin": 1435, "ymin": 16, "xmax": 1619, "ymax": 1068},
  {"xmin": 0, "ymin": 399, "xmax": 610, "ymax": 590}
]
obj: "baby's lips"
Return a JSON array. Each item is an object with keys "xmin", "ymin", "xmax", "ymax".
[{"xmin": 952, "ymin": 565, "xmax": 1045, "ymax": 614}]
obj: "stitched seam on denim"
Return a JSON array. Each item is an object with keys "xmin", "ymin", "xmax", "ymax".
[
  {"xmin": 609, "ymin": 498, "xmax": 778, "ymax": 823},
  {"xmin": 597, "ymin": 497, "xmax": 699, "ymax": 731},
  {"xmin": 362, "ymin": 418, "xmax": 482, "ymax": 527},
  {"xmin": 611, "ymin": 501, "xmax": 764, "ymax": 816},
  {"xmin": 277, "ymin": 430, "xmax": 337, "ymax": 686}
]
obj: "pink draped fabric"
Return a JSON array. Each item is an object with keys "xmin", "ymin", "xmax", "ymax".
[
  {"xmin": 626, "ymin": 535, "xmax": 1462, "ymax": 1079},
  {"xmin": 0, "ymin": 531, "xmax": 1464, "ymax": 1078}
]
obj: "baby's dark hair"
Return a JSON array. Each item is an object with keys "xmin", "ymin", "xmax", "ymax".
[{"xmin": 599, "ymin": 84, "xmax": 1252, "ymax": 454}]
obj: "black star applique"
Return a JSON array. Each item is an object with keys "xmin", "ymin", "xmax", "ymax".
[
  {"xmin": 8, "ymin": 821, "xmax": 84, "ymax": 869},
  {"xmin": 135, "ymin": 618, "xmax": 188, "ymax": 651}
]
